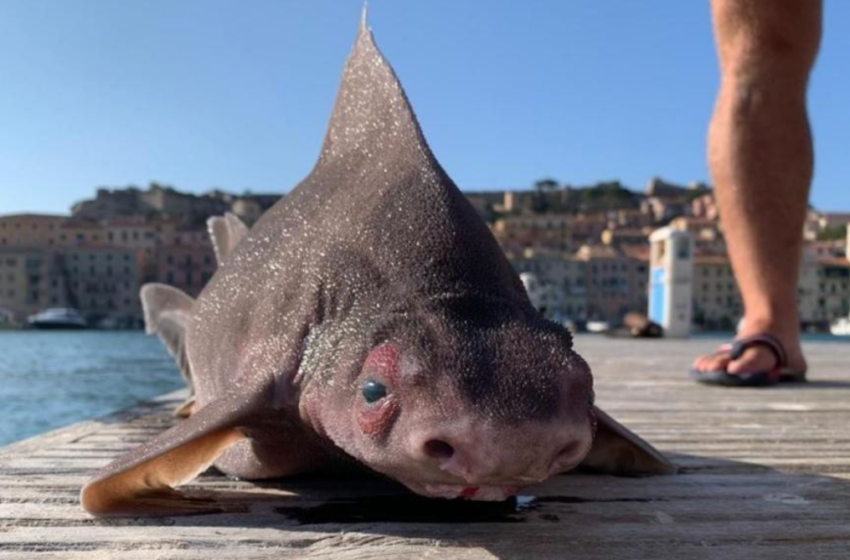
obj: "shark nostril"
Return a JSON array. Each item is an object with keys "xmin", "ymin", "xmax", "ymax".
[
  {"xmin": 559, "ymin": 440, "xmax": 581, "ymax": 458},
  {"xmin": 423, "ymin": 439, "xmax": 455, "ymax": 461},
  {"xmin": 549, "ymin": 440, "xmax": 584, "ymax": 473}
]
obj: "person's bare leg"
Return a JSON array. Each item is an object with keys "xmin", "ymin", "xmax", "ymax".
[{"xmin": 694, "ymin": 0, "xmax": 821, "ymax": 377}]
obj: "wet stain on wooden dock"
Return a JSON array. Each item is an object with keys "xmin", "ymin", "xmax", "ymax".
[
  {"xmin": 273, "ymin": 494, "xmax": 670, "ymax": 525},
  {"xmin": 274, "ymin": 495, "xmax": 528, "ymax": 525}
]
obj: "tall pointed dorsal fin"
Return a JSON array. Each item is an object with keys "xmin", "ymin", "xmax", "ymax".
[
  {"xmin": 360, "ymin": 2, "xmax": 369, "ymax": 31},
  {"xmin": 318, "ymin": 5, "xmax": 435, "ymax": 170},
  {"xmin": 207, "ymin": 212, "xmax": 249, "ymax": 264},
  {"xmin": 299, "ymin": 7, "xmax": 522, "ymax": 300}
]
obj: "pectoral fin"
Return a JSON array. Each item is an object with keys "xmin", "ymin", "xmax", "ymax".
[
  {"xmin": 207, "ymin": 212, "xmax": 249, "ymax": 264},
  {"xmin": 141, "ymin": 283, "xmax": 195, "ymax": 391},
  {"xmin": 580, "ymin": 406, "xmax": 677, "ymax": 476},
  {"xmin": 81, "ymin": 397, "xmax": 250, "ymax": 516}
]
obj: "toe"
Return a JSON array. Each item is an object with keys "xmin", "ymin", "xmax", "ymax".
[
  {"xmin": 727, "ymin": 346, "xmax": 778, "ymax": 375},
  {"xmin": 705, "ymin": 353, "xmax": 731, "ymax": 372},
  {"xmin": 693, "ymin": 352, "xmax": 730, "ymax": 373}
]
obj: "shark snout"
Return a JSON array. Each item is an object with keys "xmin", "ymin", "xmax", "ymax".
[{"xmin": 410, "ymin": 423, "xmax": 591, "ymax": 486}]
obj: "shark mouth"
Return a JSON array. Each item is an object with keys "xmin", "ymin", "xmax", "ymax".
[{"xmin": 404, "ymin": 481, "xmax": 523, "ymax": 501}]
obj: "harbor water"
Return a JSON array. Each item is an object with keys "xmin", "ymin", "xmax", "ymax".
[{"xmin": 0, "ymin": 331, "xmax": 182, "ymax": 446}]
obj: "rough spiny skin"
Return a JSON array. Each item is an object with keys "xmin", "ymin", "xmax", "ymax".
[
  {"xmin": 81, "ymin": 15, "xmax": 671, "ymax": 515},
  {"xmin": 183, "ymin": 19, "xmax": 594, "ymax": 494}
]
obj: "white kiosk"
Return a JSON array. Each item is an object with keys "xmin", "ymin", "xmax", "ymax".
[{"xmin": 648, "ymin": 227, "xmax": 693, "ymax": 338}]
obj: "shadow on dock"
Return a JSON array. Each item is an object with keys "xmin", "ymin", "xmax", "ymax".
[{"xmin": 82, "ymin": 454, "xmax": 850, "ymax": 559}]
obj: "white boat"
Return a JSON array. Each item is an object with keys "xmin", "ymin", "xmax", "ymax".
[
  {"xmin": 831, "ymin": 316, "xmax": 850, "ymax": 336},
  {"xmin": 27, "ymin": 308, "xmax": 88, "ymax": 330},
  {"xmin": 586, "ymin": 320, "xmax": 611, "ymax": 334}
]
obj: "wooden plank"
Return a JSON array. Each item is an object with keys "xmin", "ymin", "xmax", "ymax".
[{"xmin": 0, "ymin": 337, "xmax": 848, "ymax": 559}]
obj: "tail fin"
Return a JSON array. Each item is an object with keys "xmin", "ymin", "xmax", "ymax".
[{"xmin": 141, "ymin": 283, "xmax": 195, "ymax": 392}]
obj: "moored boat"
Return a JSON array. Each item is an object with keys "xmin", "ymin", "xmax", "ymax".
[
  {"xmin": 586, "ymin": 320, "xmax": 611, "ymax": 333},
  {"xmin": 27, "ymin": 308, "xmax": 88, "ymax": 330},
  {"xmin": 831, "ymin": 316, "xmax": 850, "ymax": 337}
]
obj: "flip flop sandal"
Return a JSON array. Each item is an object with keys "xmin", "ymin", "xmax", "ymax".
[{"xmin": 690, "ymin": 333, "xmax": 806, "ymax": 387}]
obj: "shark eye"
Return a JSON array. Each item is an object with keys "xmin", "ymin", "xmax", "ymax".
[{"xmin": 362, "ymin": 379, "xmax": 388, "ymax": 404}]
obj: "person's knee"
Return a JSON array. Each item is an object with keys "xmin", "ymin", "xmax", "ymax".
[{"xmin": 713, "ymin": 0, "xmax": 821, "ymax": 78}]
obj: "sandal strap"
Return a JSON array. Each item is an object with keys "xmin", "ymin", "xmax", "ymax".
[{"xmin": 729, "ymin": 334, "xmax": 788, "ymax": 369}]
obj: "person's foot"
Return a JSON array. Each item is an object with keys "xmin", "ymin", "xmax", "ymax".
[{"xmin": 692, "ymin": 320, "xmax": 807, "ymax": 380}]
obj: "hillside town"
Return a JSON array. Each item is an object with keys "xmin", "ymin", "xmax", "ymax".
[{"xmin": 1, "ymin": 178, "xmax": 848, "ymax": 331}]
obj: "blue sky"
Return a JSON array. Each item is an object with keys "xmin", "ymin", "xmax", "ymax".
[{"xmin": 0, "ymin": 0, "xmax": 848, "ymax": 214}]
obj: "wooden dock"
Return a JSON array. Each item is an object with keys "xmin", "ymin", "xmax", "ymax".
[{"xmin": 1, "ymin": 336, "xmax": 849, "ymax": 559}]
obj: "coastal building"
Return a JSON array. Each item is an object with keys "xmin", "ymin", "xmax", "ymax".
[
  {"xmin": 645, "ymin": 177, "xmax": 709, "ymax": 199},
  {"xmin": 670, "ymin": 216, "xmax": 727, "ymax": 255},
  {"xmin": 611, "ymin": 208, "xmax": 654, "ymax": 229},
  {"xmin": 808, "ymin": 239, "xmax": 847, "ymax": 261},
  {"xmin": 102, "ymin": 218, "xmax": 161, "ymax": 251},
  {"xmin": 0, "ymin": 306, "xmax": 13, "ymax": 326},
  {"xmin": 0, "ymin": 185, "xmax": 262, "ymax": 325},
  {"xmin": 600, "ymin": 227, "xmax": 652, "ymax": 249},
  {"xmin": 817, "ymin": 212, "xmax": 850, "ymax": 231},
  {"xmin": 647, "ymin": 227, "xmax": 693, "ymax": 337},
  {"xmin": 801, "ymin": 210, "xmax": 850, "ymax": 242},
  {"xmin": 577, "ymin": 244, "xmax": 647, "ymax": 322},
  {"xmin": 59, "ymin": 246, "xmax": 142, "ymax": 327},
  {"xmin": 156, "ymin": 229, "xmax": 217, "ymax": 298},
  {"xmin": 71, "ymin": 183, "xmax": 280, "ymax": 229},
  {"xmin": 492, "ymin": 214, "xmax": 574, "ymax": 254},
  {"xmin": 569, "ymin": 215, "xmax": 610, "ymax": 246},
  {"xmin": 502, "ymin": 189, "xmax": 575, "ymax": 215},
  {"xmin": 691, "ymin": 250, "xmax": 850, "ymax": 331},
  {"xmin": 691, "ymin": 255, "xmax": 742, "ymax": 330},
  {"xmin": 462, "ymin": 191, "xmax": 506, "ymax": 223},
  {"xmin": 0, "ymin": 214, "xmax": 68, "ymax": 248},
  {"xmin": 816, "ymin": 257, "xmax": 850, "ymax": 323},
  {"xmin": 230, "ymin": 196, "xmax": 279, "ymax": 225},
  {"xmin": 55, "ymin": 220, "xmax": 107, "ymax": 248},
  {"xmin": 3, "ymin": 180, "xmax": 848, "ymax": 332},
  {"xmin": 72, "ymin": 184, "xmax": 229, "ymax": 227},
  {"xmin": 509, "ymin": 249, "xmax": 588, "ymax": 320},
  {"xmin": 640, "ymin": 178, "xmax": 700, "ymax": 223},
  {"xmin": 102, "ymin": 218, "xmax": 173, "ymax": 284},
  {"xmin": 798, "ymin": 247, "xmax": 821, "ymax": 328},
  {"xmin": 0, "ymin": 245, "xmax": 143, "ymax": 326},
  {"xmin": 519, "ymin": 272, "xmax": 564, "ymax": 320},
  {"xmin": 0, "ymin": 248, "xmax": 55, "ymax": 321},
  {"xmin": 510, "ymin": 244, "xmax": 654, "ymax": 324},
  {"xmin": 803, "ymin": 209, "xmax": 824, "ymax": 242},
  {"xmin": 690, "ymin": 193, "xmax": 719, "ymax": 221}
]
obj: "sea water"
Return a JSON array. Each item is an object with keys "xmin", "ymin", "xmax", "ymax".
[{"xmin": 0, "ymin": 331, "xmax": 182, "ymax": 446}]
